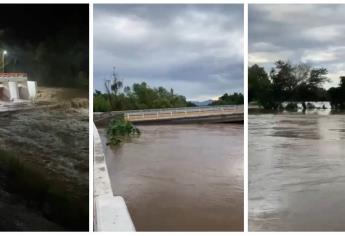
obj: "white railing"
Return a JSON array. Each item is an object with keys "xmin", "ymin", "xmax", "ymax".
[
  {"xmin": 125, "ymin": 105, "xmax": 243, "ymax": 121},
  {"xmin": 94, "ymin": 105, "xmax": 243, "ymax": 123}
]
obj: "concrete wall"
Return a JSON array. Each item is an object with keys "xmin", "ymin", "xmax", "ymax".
[
  {"xmin": 0, "ymin": 84, "xmax": 10, "ymax": 100},
  {"xmin": 27, "ymin": 81, "xmax": 37, "ymax": 99},
  {"xmin": 93, "ymin": 124, "xmax": 135, "ymax": 232},
  {"xmin": 8, "ymin": 81, "xmax": 19, "ymax": 100},
  {"xmin": 18, "ymin": 82, "xmax": 30, "ymax": 100},
  {"xmin": 0, "ymin": 80, "xmax": 37, "ymax": 101}
]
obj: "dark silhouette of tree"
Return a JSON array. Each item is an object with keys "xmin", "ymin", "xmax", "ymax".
[
  {"xmin": 211, "ymin": 92, "xmax": 243, "ymax": 105},
  {"xmin": 249, "ymin": 60, "xmax": 329, "ymax": 109},
  {"xmin": 328, "ymin": 76, "xmax": 345, "ymax": 109},
  {"xmin": 248, "ymin": 64, "xmax": 273, "ymax": 108}
]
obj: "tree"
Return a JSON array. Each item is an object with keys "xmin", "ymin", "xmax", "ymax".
[
  {"xmin": 249, "ymin": 61, "xmax": 329, "ymax": 109},
  {"xmin": 248, "ymin": 64, "xmax": 271, "ymax": 103},
  {"xmin": 270, "ymin": 60, "xmax": 297, "ymax": 101},
  {"xmin": 94, "ymin": 70, "xmax": 194, "ymax": 112},
  {"xmin": 211, "ymin": 92, "xmax": 244, "ymax": 105},
  {"xmin": 328, "ymin": 76, "xmax": 345, "ymax": 109},
  {"xmin": 308, "ymin": 68, "xmax": 328, "ymax": 87},
  {"xmin": 104, "ymin": 67, "xmax": 124, "ymax": 108}
]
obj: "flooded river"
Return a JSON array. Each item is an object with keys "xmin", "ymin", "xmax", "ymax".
[
  {"xmin": 0, "ymin": 105, "xmax": 89, "ymax": 230},
  {"xmin": 100, "ymin": 124, "xmax": 243, "ymax": 231},
  {"xmin": 249, "ymin": 112, "xmax": 345, "ymax": 231}
]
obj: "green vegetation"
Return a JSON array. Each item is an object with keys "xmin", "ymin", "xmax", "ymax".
[
  {"xmin": 211, "ymin": 92, "xmax": 244, "ymax": 105},
  {"xmin": 94, "ymin": 92, "xmax": 111, "ymax": 112},
  {"xmin": 328, "ymin": 77, "xmax": 345, "ymax": 109},
  {"xmin": 249, "ymin": 61, "xmax": 345, "ymax": 109},
  {"xmin": 94, "ymin": 68, "xmax": 195, "ymax": 112},
  {"xmin": 0, "ymin": 150, "xmax": 88, "ymax": 231},
  {"xmin": 107, "ymin": 118, "xmax": 140, "ymax": 145}
]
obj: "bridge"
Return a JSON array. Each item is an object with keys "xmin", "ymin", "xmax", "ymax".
[
  {"xmin": 93, "ymin": 125, "xmax": 135, "ymax": 231},
  {"xmin": 94, "ymin": 105, "xmax": 244, "ymax": 126}
]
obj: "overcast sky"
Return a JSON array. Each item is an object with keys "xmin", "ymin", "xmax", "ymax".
[
  {"xmin": 94, "ymin": 4, "xmax": 243, "ymax": 101},
  {"xmin": 249, "ymin": 4, "xmax": 345, "ymax": 88}
]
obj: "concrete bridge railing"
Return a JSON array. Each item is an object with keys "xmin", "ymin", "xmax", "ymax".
[
  {"xmin": 95, "ymin": 105, "xmax": 243, "ymax": 124},
  {"xmin": 125, "ymin": 105, "xmax": 243, "ymax": 121},
  {"xmin": 93, "ymin": 124, "xmax": 135, "ymax": 232}
]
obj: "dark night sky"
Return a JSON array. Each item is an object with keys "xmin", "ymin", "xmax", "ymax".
[
  {"xmin": 0, "ymin": 4, "xmax": 89, "ymax": 44},
  {"xmin": 0, "ymin": 4, "xmax": 89, "ymax": 87}
]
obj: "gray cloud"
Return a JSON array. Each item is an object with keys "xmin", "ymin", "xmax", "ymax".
[
  {"xmin": 249, "ymin": 4, "xmax": 345, "ymax": 88},
  {"xmin": 94, "ymin": 4, "xmax": 243, "ymax": 101}
]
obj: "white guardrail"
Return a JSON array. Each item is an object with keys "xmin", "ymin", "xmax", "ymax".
[
  {"xmin": 95, "ymin": 105, "xmax": 243, "ymax": 122},
  {"xmin": 125, "ymin": 105, "xmax": 244, "ymax": 121},
  {"xmin": 93, "ymin": 124, "xmax": 135, "ymax": 232}
]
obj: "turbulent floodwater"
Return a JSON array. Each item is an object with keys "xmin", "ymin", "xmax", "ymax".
[
  {"xmin": 101, "ymin": 124, "xmax": 243, "ymax": 231},
  {"xmin": 0, "ymin": 106, "xmax": 89, "ymax": 230},
  {"xmin": 249, "ymin": 112, "xmax": 345, "ymax": 231}
]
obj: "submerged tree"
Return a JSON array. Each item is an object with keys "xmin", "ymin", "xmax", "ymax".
[
  {"xmin": 249, "ymin": 61, "xmax": 329, "ymax": 109},
  {"xmin": 328, "ymin": 76, "xmax": 345, "ymax": 109}
]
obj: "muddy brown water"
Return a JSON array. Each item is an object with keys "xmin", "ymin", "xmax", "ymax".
[
  {"xmin": 249, "ymin": 112, "xmax": 345, "ymax": 231},
  {"xmin": 0, "ymin": 106, "xmax": 89, "ymax": 230},
  {"xmin": 100, "ymin": 124, "xmax": 243, "ymax": 231}
]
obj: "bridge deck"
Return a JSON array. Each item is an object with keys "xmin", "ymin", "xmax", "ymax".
[
  {"xmin": 94, "ymin": 105, "xmax": 244, "ymax": 125},
  {"xmin": 125, "ymin": 105, "xmax": 243, "ymax": 122}
]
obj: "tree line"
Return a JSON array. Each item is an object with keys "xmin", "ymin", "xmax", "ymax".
[
  {"xmin": 211, "ymin": 92, "xmax": 244, "ymax": 105},
  {"xmin": 94, "ymin": 68, "xmax": 244, "ymax": 112},
  {"xmin": 249, "ymin": 60, "xmax": 345, "ymax": 109},
  {"xmin": 94, "ymin": 68, "xmax": 194, "ymax": 112}
]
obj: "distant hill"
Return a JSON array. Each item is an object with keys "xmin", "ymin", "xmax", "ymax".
[{"xmin": 189, "ymin": 100, "xmax": 213, "ymax": 106}]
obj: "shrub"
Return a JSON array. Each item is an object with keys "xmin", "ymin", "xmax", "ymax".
[{"xmin": 107, "ymin": 118, "xmax": 140, "ymax": 145}]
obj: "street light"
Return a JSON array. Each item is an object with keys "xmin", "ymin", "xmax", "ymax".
[{"xmin": 2, "ymin": 50, "xmax": 7, "ymax": 73}]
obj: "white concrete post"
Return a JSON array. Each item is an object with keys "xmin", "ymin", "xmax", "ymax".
[
  {"xmin": 8, "ymin": 81, "xmax": 19, "ymax": 101},
  {"xmin": 27, "ymin": 81, "xmax": 37, "ymax": 99}
]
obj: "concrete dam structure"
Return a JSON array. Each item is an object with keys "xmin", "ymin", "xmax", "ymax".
[{"xmin": 0, "ymin": 73, "xmax": 37, "ymax": 102}]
